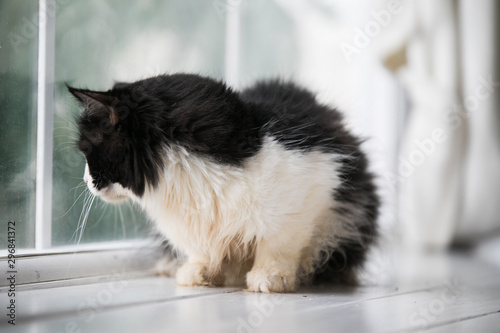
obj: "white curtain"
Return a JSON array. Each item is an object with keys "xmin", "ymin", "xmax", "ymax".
[
  {"xmin": 273, "ymin": 0, "xmax": 500, "ymax": 250},
  {"xmin": 456, "ymin": 0, "xmax": 500, "ymax": 244},
  {"xmin": 392, "ymin": 0, "xmax": 500, "ymax": 250}
]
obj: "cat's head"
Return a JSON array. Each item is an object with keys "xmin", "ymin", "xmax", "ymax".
[
  {"xmin": 68, "ymin": 78, "xmax": 172, "ymax": 203},
  {"xmin": 68, "ymin": 75, "xmax": 259, "ymax": 203},
  {"xmin": 68, "ymin": 85, "xmax": 144, "ymax": 203}
]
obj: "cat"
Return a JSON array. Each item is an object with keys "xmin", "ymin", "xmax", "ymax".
[{"xmin": 68, "ymin": 73, "xmax": 379, "ymax": 292}]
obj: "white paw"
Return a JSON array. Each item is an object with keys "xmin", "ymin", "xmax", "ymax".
[
  {"xmin": 155, "ymin": 257, "xmax": 182, "ymax": 277},
  {"xmin": 176, "ymin": 263, "xmax": 209, "ymax": 287},
  {"xmin": 176, "ymin": 263, "xmax": 224, "ymax": 287},
  {"xmin": 246, "ymin": 268, "xmax": 297, "ymax": 293}
]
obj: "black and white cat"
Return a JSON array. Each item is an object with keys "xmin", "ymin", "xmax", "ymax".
[{"xmin": 68, "ymin": 74, "xmax": 379, "ymax": 292}]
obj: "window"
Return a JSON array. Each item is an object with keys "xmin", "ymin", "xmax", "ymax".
[
  {"xmin": 0, "ymin": 0, "xmax": 39, "ymax": 250},
  {"xmin": 0, "ymin": 0, "xmax": 228, "ymax": 254}
]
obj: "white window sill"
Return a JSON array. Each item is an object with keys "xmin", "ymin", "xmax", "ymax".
[
  {"xmin": 0, "ymin": 240, "xmax": 159, "ymax": 288},
  {"xmin": 2, "ymin": 249, "xmax": 500, "ymax": 332}
]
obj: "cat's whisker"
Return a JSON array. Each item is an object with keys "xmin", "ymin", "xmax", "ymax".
[
  {"xmin": 56, "ymin": 146, "xmax": 78, "ymax": 154},
  {"xmin": 54, "ymin": 140, "xmax": 76, "ymax": 148},
  {"xmin": 117, "ymin": 205, "xmax": 127, "ymax": 239},
  {"xmin": 53, "ymin": 133, "xmax": 76, "ymax": 140},
  {"xmin": 56, "ymin": 185, "xmax": 88, "ymax": 220},
  {"xmin": 127, "ymin": 204, "xmax": 141, "ymax": 235},
  {"xmin": 85, "ymin": 199, "xmax": 108, "ymax": 231},
  {"xmin": 70, "ymin": 190, "xmax": 90, "ymax": 243},
  {"xmin": 71, "ymin": 182, "xmax": 87, "ymax": 193},
  {"xmin": 72, "ymin": 174, "xmax": 86, "ymax": 179},
  {"xmin": 76, "ymin": 193, "xmax": 96, "ymax": 245},
  {"xmin": 68, "ymin": 181, "xmax": 86, "ymax": 195},
  {"xmin": 72, "ymin": 190, "xmax": 94, "ymax": 243}
]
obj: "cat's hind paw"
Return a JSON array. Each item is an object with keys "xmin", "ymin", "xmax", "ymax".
[
  {"xmin": 176, "ymin": 263, "xmax": 223, "ymax": 287},
  {"xmin": 246, "ymin": 268, "xmax": 297, "ymax": 293}
]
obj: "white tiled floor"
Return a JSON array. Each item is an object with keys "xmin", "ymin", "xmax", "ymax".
[{"xmin": 2, "ymin": 243, "xmax": 500, "ymax": 333}]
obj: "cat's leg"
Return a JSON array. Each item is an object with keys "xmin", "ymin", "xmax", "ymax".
[
  {"xmin": 155, "ymin": 256, "xmax": 183, "ymax": 277},
  {"xmin": 246, "ymin": 231, "xmax": 312, "ymax": 293},
  {"xmin": 154, "ymin": 242, "xmax": 184, "ymax": 277},
  {"xmin": 176, "ymin": 254, "xmax": 224, "ymax": 287}
]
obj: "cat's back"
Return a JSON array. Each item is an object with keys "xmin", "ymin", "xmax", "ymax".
[
  {"xmin": 240, "ymin": 80, "xmax": 317, "ymax": 107},
  {"xmin": 240, "ymin": 80, "xmax": 354, "ymax": 154}
]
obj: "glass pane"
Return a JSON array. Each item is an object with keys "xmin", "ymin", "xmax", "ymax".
[
  {"xmin": 239, "ymin": 0, "xmax": 298, "ymax": 85},
  {"xmin": 51, "ymin": 0, "xmax": 225, "ymax": 246},
  {"xmin": 0, "ymin": 0, "xmax": 39, "ymax": 249}
]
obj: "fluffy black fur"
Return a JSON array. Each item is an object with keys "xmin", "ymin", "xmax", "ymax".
[{"xmin": 69, "ymin": 73, "xmax": 378, "ymax": 283}]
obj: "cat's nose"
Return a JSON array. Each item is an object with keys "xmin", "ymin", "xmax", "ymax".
[{"xmin": 84, "ymin": 178, "xmax": 88, "ymax": 184}]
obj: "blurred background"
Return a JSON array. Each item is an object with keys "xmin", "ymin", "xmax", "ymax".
[{"xmin": 0, "ymin": 0, "xmax": 499, "ymax": 254}]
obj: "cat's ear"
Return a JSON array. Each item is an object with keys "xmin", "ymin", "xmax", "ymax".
[{"xmin": 67, "ymin": 85, "xmax": 120, "ymax": 125}]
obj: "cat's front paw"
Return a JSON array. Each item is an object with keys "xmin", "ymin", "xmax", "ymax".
[
  {"xmin": 155, "ymin": 257, "xmax": 182, "ymax": 277},
  {"xmin": 176, "ymin": 263, "xmax": 223, "ymax": 287},
  {"xmin": 246, "ymin": 268, "xmax": 297, "ymax": 293}
]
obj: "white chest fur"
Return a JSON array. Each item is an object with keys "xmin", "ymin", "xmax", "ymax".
[{"xmin": 139, "ymin": 136, "xmax": 346, "ymax": 291}]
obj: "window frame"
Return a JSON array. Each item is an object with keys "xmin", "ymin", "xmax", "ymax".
[{"xmin": 35, "ymin": 0, "xmax": 55, "ymax": 250}]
